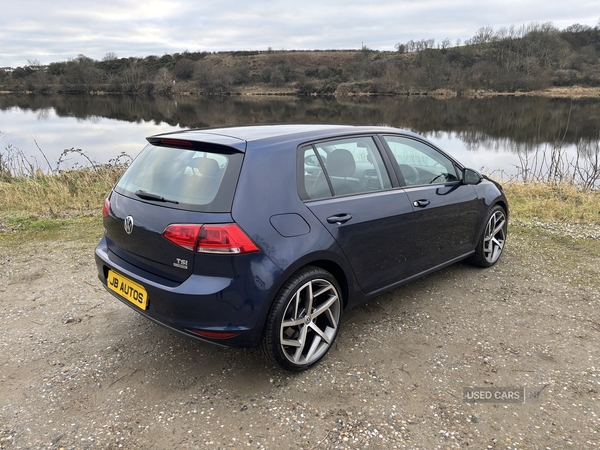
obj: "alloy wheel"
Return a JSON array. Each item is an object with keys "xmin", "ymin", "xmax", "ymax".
[
  {"xmin": 483, "ymin": 210, "xmax": 506, "ymax": 264},
  {"xmin": 279, "ymin": 278, "xmax": 341, "ymax": 366}
]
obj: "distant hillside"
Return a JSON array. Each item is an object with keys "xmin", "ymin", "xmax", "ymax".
[{"xmin": 1, "ymin": 22, "xmax": 599, "ymax": 96}]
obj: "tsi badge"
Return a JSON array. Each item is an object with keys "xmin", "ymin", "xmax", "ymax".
[
  {"xmin": 174, "ymin": 258, "xmax": 189, "ymax": 269},
  {"xmin": 124, "ymin": 216, "xmax": 134, "ymax": 234}
]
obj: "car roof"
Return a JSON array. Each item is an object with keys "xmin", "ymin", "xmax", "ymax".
[{"xmin": 150, "ymin": 124, "xmax": 421, "ymax": 151}]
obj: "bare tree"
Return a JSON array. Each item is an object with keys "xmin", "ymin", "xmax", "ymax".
[
  {"xmin": 439, "ymin": 38, "xmax": 452, "ymax": 50},
  {"xmin": 466, "ymin": 26, "xmax": 495, "ymax": 45},
  {"xmin": 102, "ymin": 52, "xmax": 118, "ymax": 61},
  {"xmin": 27, "ymin": 59, "xmax": 42, "ymax": 70}
]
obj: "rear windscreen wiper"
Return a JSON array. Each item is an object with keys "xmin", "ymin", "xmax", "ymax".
[{"xmin": 135, "ymin": 190, "xmax": 179, "ymax": 204}]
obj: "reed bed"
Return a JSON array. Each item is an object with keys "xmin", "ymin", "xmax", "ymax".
[{"xmin": 1, "ymin": 140, "xmax": 598, "ymax": 233}]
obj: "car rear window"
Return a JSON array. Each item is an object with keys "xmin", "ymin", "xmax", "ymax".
[{"xmin": 114, "ymin": 143, "xmax": 243, "ymax": 212}]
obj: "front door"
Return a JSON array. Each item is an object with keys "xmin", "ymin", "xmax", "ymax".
[{"xmin": 380, "ymin": 135, "xmax": 479, "ymax": 275}]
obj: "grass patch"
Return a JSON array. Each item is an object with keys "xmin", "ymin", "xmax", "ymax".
[
  {"xmin": 1, "ymin": 169, "xmax": 598, "ymax": 245},
  {"xmin": 503, "ymin": 182, "xmax": 600, "ymax": 224},
  {"xmin": 0, "ymin": 167, "xmax": 123, "ymax": 218},
  {"xmin": 0, "ymin": 216, "xmax": 104, "ymax": 246},
  {"xmin": 5, "ymin": 216, "xmax": 70, "ymax": 232}
]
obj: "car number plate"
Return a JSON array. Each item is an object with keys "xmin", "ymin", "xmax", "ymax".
[{"xmin": 107, "ymin": 270, "xmax": 148, "ymax": 310}]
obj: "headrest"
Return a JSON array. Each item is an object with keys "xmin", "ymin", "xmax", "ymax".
[
  {"xmin": 193, "ymin": 157, "xmax": 219, "ymax": 176},
  {"xmin": 327, "ymin": 149, "xmax": 355, "ymax": 178}
]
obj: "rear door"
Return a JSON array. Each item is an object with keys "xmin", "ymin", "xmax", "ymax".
[
  {"xmin": 300, "ymin": 136, "xmax": 414, "ymax": 294},
  {"xmin": 380, "ymin": 135, "xmax": 479, "ymax": 275}
]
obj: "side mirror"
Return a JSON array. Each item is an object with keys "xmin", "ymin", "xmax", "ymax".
[{"xmin": 463, "ymin": 168, "xmax": 482, "ymax": 185}]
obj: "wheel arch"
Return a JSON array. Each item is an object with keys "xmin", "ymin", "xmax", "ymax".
[
  {"xmin": 493, "ymin": 198, "xmax": 509, "ymax": 217},
  {"xmin": 262, "ymin": 253, "xmax": 355, "ymax": 324},
  {"xmin": 305, "ymin": 259, "xmax": 350, "ymax": 310}
]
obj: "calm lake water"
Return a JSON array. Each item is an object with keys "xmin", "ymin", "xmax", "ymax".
[{"xmin": 1, "ymin": 94, "xmax": 599, "ymax": 181}]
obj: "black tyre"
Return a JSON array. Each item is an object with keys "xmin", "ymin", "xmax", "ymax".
[
  {"xmin": 260, "ymin": 266, "xmax": 342, "ymax": 371},
  {"xmin": 468, "ymin": 205, "xmax": 507, "ymax": 268}
]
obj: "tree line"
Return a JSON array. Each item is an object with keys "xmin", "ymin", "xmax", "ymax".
[{"xmin": 1, "ymin": 21, "xmax": 599, "ymax": 96}]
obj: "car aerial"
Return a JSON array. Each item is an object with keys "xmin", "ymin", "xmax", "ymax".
[{"xmin": 95, "ymin": 124, "xmax": 508, "ymax": 371}]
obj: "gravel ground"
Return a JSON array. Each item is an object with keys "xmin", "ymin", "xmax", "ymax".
[{"xmin": 0, "ymin": 223, "xmax": 599, "ymax": 449}]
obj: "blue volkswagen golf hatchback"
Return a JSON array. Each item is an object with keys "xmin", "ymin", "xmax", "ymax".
[{"xmin": 95, "ymin": 124, "xmax": 508, "ymax": 371}]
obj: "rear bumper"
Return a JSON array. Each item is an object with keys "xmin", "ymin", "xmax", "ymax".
[{"xmin": 94, "ymin": 236, "xmax": 282, "ymax": 348}]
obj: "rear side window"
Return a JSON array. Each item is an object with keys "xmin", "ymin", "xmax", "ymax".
[
  {"xmin": 115, "ymin": 143, "xmax": 243, "ymax": 212},
  {"xmin": 299, "ymin": 136, "xmax": 392, "ymax": 201}
]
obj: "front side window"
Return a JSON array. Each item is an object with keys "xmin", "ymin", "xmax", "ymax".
[
  {"xmin": 299, "ymin": 136, "xmax": 392, "ymax": 200},
  {"xmin": 382, "ymin": 136, "xmax": 459, "ymax": 186}
]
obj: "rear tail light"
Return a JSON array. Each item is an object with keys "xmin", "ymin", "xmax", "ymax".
[
  {"xmin": 162, "ymin": 224, "xmax": 259, "ymax": 254},
  {"xmin": 198, "ymin": 225, "xmax": 259, "ymax": 254},
  {"xmin": 162, "ymin": 224, "xmax": 201, "ymax": 251},
  {"xmin": 102, "ymin": 197, "xmax": 110, "ymax": 218}
]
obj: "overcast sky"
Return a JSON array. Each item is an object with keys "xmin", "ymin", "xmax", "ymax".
[{"xmin": 1, "ymin": 0, "xmax": 598, "ymax": 67}]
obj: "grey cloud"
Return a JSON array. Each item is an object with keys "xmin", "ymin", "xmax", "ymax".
[{"xmin": 1, "ymin": 0, "xmax": 598, "ymax": 67}]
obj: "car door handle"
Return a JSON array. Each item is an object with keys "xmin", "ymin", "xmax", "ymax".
[
  {"xmin": 327, "ymin": 214, "xmax": 353, "ymax": 224},
  {"xmin": 413, "ymin": 199, "xmax": 430, "ymax": 208}
]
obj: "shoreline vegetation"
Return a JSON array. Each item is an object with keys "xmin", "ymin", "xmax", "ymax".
[
  {"xmin": 1, "ymin": 22, "xmax": 599, "ymax": 98},
  {"xmin": 1, "ymin": 171, "xmax": 598, "ymax": 235},
  {"xmin": 1, "ymin": 145, "xmax": 599, "ymax": 236},
  {"xmin": 3, "ymin": 86, "xmax": 600, "ymax": 99}
]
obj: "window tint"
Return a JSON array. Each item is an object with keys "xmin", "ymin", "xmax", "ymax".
[
  {"xmin": 115, "ymin": 143, "xmax": 242, "ymax": 212},
  {"xmin": 382, "ymin": 136, "xmax": 459, "ymax": 186},
  {"xmin": 299, "ymin": 136, "xmax": 391, "ymax": 200}
]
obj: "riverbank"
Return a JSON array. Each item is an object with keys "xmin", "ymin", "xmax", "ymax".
[
  {"xmin": 236, "ymin": 85, "xmax": 600, "ymax": 99},
  {"xmin": 462, "ymin": 86, "xmax": 600, "ymax": 99},
  {"xmin": 3, "ymin": 86, "xmax": 600, "ymax": 98}
]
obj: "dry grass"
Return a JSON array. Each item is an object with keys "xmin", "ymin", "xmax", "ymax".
[
  {"xmin": 0, "ymin": 168, "xmax": 123, "ymax": 220},
  {"xmin": 1, "ymin": 169, "xmax": 598, "ymax": 235},
  {"xmin": 503, "ymin": 182, "xmax": 600, "ymax": 224},
  {"xmin": 1, "ymin": 142, "xmax": 128, "ymax": 232},
  {"xmin": 463, "ymin": 86, "xmax": 600, "ymax": 99},
  {"xmin": 529, "ymin": 86, "xmax": 600, "ymax": 98}
]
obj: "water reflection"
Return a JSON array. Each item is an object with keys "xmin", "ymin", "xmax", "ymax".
[{"xmin": 1, "ymin": 94, "xmax": 599, "ymax": 184}]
